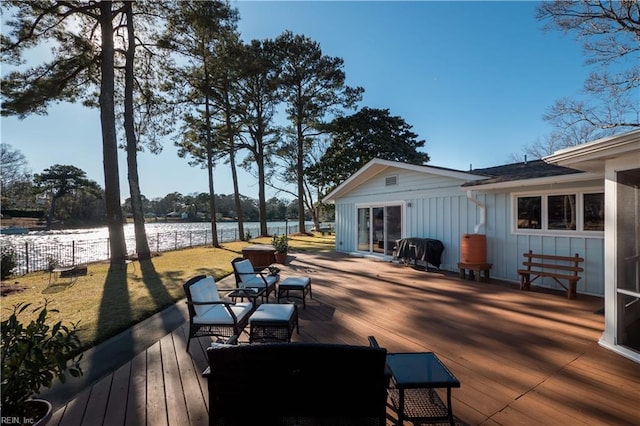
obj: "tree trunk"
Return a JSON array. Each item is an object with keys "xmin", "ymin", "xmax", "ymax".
[
  {"xmin": 257, "ymin": 141, "xmax": 268, "ymax": 237},
  {"xmin": 229, "ymin": 148, "xmax": 245, "ymax": 239},
  {"xmin": 124, "ymin": 2, "xmax": 151, "ymax": 260},
  {"xmin": 297, "ymin": 116, "xmax": 305, "ymax": 234},
  {"xmin": 203, "ymin": 59, "xmax": 219, "ymax": 247},
  {"xmin": 99, "ymin": 2, "xmax": 127, "ymax": 265},
  {"xmin": 224, "ymin": 89, "xmax": 244, "ymax": 240}
]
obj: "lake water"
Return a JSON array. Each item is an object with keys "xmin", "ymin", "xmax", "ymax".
[{"xmin": 2, "ymin": 220, "xmax": 318, "ymax": 275}]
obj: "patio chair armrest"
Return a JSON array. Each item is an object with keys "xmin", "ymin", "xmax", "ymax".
[{"xmin": 186, "ymin": 300, "xmax": 235, "ymax": 306}]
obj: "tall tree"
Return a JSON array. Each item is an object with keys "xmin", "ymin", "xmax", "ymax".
[
  {"xmin": 33, "ymin": 164, "xmax": 101, "ymax": 228},
  {"xmin": 535, "ymin": 1, "xmax": 639, "ymax": 145},
  {"xmin": 159, "ymin": 0, "xmax": 239, "ymax": 247},
  {"xmin": 274, "ymin": 31, "xmax": 363, "ymax": 234},
  {"xmin": 309, "ymin": 107, "xmax": 430, "ymax": 193},
  {"xmin": 119, "ymin": 2, "xmax": 152, "ymax": 260},
  {"xmin": 1, "ymin": 1, "xmax": 127, "ymax": 264},
  {"xmin": 235, "ymin": 39, "xmax": 281, "ymax": 236},
  {"xmin": 208, "ymin": 33, "xmax": 248, "ymax": 239},
  {"xmin": 0, "ymin": 144, "xmax": 32, "ymax": 209}
]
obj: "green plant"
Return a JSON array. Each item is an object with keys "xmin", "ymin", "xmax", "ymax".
[
  {"xmin": 272, "ymin": 234, "xmax": 289, "ymax": 253},
  {"xmin": 1, "ymin": 301, "xmax": 83, "ymax": 418},
  {"xmin": 1, "ymin": 243, "xmax": 18, "ymax": 280}
]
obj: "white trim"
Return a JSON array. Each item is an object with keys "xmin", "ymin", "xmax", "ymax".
[
  {"xmin": 465, "ymin": 171, "xmax": 601, "ymax": 191},
  {"xmin": 323, "ymin": 158, "xmax": 482, "ymax": 203},
  {"xmin": 354, "ymin": 201, "xmax": 406, "ymax": 256},
  {"xmin": 598, "ymin": 339, "xmax": 640, "ymax": 364},
  {"xmin": 510, "ymin": 187, "xmax": 605, "ymax": 237},
  {"xmin": 545, "ymin": 129, "xmax": 640, "ymax": 165}
]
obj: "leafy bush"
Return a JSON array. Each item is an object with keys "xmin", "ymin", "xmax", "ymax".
[
  {"xmin": 1, "ymin": 301, "xmax": 83, "ymax": 417},
  {"xmin": 272, "ymin": 234, "xmax": 289, "ymax": 253},
  {"xmin": 1, "ymin": 243, "xmax": 17, "ymax": 280}
]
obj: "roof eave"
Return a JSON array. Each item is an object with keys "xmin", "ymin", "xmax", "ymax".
[
  {"xmin": 322, "ymin": 158, "xmax": 482, "ymax": 203},
  {"xmin": 462, "ymin": 171, "xmax": 600, "ymax": 191},
  {"xmin": 543, "ymin": 129, "xmax": 640, "ymax": 172}
]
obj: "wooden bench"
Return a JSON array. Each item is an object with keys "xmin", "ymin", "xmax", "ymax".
[
  {"xmin": 517, "ymin": 250, "xmax": 584, "ymax": 299},
  {"xmin": 318, "ymin": 226, "xmax": 333, "ymax": 236}
]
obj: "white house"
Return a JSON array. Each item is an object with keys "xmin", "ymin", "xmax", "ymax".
[{"xmin": 323, "ymin": 129, "xmax": 639, "ymax": 363}]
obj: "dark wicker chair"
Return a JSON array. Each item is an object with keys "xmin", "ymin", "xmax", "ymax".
[
  {"xmin": 204, "ymin": 337, "xmax": 389, "ymax": 425},
  {"xmin": 182, "ymin": 275, "xmax": 254, "ymax": 351},
  {"xmin": 231, "ymin": 257, "xmax": 278, "ymax": 303}
]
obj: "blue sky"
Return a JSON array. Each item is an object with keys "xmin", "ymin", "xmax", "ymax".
[{"xmin": 1, "ymin": 1, "xmax": 594, "ymax": 200}]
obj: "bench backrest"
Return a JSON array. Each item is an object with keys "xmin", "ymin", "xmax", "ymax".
[
  {"xmin": 522, "ymin": 250, "xmax": 584, "ymax": 274},
  {"xmin": 206, "ymin": 342, "xmax": 388, "ymax": 425}
]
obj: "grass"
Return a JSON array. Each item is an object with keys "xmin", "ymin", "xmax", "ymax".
[{"xmin": 0, "ymin": 232, "xmax": 335, "ymax": 352}]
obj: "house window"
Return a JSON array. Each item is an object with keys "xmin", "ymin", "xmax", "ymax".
[
  {"xmin": 583, "ymin": 193, "xmax": 604, "ymax": 231},
  {"xmin": 514, "ymin": 191, "xmax": 604, "ymax": 234},
  {"xmin": 548, "ymin": 194, "xmax": 576, "ymax": 230},
  {"xmin": 517, "ymin": 196, "xmax": 541, "ymax": 229}
]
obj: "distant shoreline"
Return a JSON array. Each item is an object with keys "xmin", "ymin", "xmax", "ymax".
[{"xmin": 0, "ymin": 216, "xmax": 241, "ymax": 232}]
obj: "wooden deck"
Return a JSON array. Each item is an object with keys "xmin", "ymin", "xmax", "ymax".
[{"xmin": 47, "ymin": 251, "xmax": 640, "ymax": 425}]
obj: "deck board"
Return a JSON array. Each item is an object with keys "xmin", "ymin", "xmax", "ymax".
[
  {"xmin": 47, "ymin": 251, "xmax": 640, "ymax": 425},
  {"xmin": 103, "ymin": 361, "xmax": 130, "ymax": 426},
  {"xmin": 124, "ymin": 350, "xmax": 146, "ymax": 426},
  {"xmin": 145, "ymin": 341, "xmax": 167, "ymax": 426}
]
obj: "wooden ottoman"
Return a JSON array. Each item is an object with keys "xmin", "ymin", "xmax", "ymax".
[
  {"xmin": 277, "ymin": 277, "xmax": 312, "ymax": 308},
  {"xmin": 249, "ymin": 304, "xmax": 299, "ymax": 343}
]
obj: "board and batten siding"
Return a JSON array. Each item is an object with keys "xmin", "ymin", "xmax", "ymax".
[
  {"xmin": 333, "ymin": 167, "xmax": 605, "ymax": 297},
  {"xmin": 482, "ymin": 191, "xmax": 604, "ymax": 297}
]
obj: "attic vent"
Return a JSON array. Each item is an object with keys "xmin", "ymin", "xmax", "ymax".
[{"xmin": 385, "ymin": 175, "xmax": 398, "ymax": 186}]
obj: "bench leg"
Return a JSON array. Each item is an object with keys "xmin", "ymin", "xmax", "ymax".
[
  {"xmin": 459, "ymin": 268, "xmax": 466, "ymax": 279},
  {"xmin": 520, "ymin": 274, "xmax": 530, "ymax": 291},
  {"xmin": 568, "ymin": 281, "xmax": 577, "ymax": 299}
]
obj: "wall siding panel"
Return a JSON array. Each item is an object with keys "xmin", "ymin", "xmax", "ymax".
[{"xmin": 332, "ymin": 166, "xmax": 605, "ymax": 296}]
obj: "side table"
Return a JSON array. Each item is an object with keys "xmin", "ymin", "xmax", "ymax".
[
  {"xmin": 457, "ymin": 262, "xmax": 492, "ymax": 283},
  {"xmin": 49, "ymin": 266, "xmax": 75, "ymax": 285},
  {"xmin": 385, "ymin": 352, "xmax": 460, "ymax": 426},
  {"xmin": 226, "ymin": 287, "xmax": 266, "ymax": 305}
]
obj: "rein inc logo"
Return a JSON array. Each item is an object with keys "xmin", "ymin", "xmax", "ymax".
[{"xmin": 1, "ymin": 417, "xmax": 37, "ymax": 424}]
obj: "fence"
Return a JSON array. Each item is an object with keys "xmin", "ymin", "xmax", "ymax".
[{"xmin": 8, "ymin": 223, "xmax": 312, "ymax": 276}]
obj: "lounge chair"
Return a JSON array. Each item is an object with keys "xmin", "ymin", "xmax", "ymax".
[
  {"xmin": 204, "ymin": 336, "xmax": 388, "ymax": 425},
  {"xmin": 231, "ymin": 257, "xmax": 278, "ymax": 303},
  {"xmin": 182, "ymin": 275, "xmax": 254, "ymax": 351}
]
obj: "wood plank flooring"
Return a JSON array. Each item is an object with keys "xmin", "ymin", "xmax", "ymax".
[{"xmin": 47, "ymin": 251, "xmax": 640, "ymax": 425}]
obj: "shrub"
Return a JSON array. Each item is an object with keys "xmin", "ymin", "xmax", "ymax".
[
  {"xmin": 272, "ymin": 234, "xmax": 289, "ymax": 253},
  {"xmin": 1, "ymin": 301, "xmax": 83, "ymax": 417},
  {"xmin": 1, "ymin": 243, "xmax": 17, "ymax": 280}
]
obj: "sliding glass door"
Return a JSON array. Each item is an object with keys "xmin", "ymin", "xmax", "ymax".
[{"xmin": 357, "ymin": 204, "xmax": 403, "ymax": 256}]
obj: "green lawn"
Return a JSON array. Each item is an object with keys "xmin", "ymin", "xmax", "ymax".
[{"xmin": 0, "ymin": 233, "xmax": 335, "ymax": 352}]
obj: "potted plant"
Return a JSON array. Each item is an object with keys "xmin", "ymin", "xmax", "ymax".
[
  {"xmin": 272, "ymin": 234, "xmax": 289, "ymax": 264},
  {"xmin": 1, "ymin": 300, "xmax": 83, "ymax": 425}
]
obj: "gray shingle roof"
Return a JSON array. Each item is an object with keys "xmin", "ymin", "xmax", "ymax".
[{"xmin": 462, "ymin": 159, "xmax": 582, "ymax": 187}]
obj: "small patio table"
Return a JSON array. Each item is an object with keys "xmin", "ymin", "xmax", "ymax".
[
  {"xmin": 49, "ymin": 266, "xmax": 75, "ymax": 285},
  {"xmin": 385, "ymin": 352, "xmax": 460, "ymax": 426},
  {"xmin": 226, "ymin": 287, "xmax": 266, "ymax": 305}
]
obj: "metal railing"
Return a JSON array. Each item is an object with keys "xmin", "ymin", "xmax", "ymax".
[{"xmin": 7, "ymin": 223, "xmax": 312, "ymax": 276}]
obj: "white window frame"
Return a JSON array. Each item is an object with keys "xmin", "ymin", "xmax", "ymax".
[
  {"xmin": 511, "ymin": 187, "xmax": 604, "ymax": 237},
  {"xmin": 354, "ymin": 201, "xmax": 407, "ymax": 254}
]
